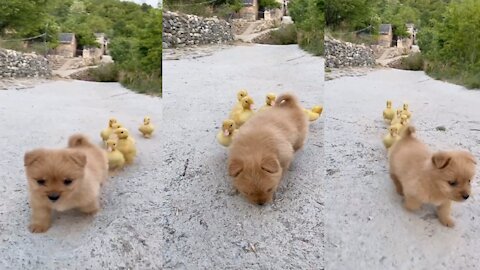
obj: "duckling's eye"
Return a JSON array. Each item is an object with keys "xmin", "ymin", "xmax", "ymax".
[
  {"xmin": 64, "ymin": 179, "xmax": 73, "ymax": 186},
  {"xmin": 36, "ymin": 179, "xmax": 46, "ymax": 186},
  {"xmin": 448, "ymin": 180, "xmax": 457, "ymax": 187}
]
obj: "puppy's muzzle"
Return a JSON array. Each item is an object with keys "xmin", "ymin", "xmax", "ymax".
[{"xmin": 47, "ymin": 193, "xmax": 61, "ymax": 202}]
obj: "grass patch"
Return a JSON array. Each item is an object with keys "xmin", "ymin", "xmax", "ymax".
[
  {"xmin": 73, "ymin": 64, "xmax": 162, "ymax": 96},
  {"xmin": 297, "ymin": 30, "xmax": 324, "ymax": 56},
  {"xmin": 119, "ymin": 71, "xmax": 162, "ymax": 96},
  {"xmin": 86, "ymin": 63, "xmax": 119, "ymax": 82},
  {"xmin": 258, "ymin": 24, "xmax": 298, "ymax": 45},
  {"xmin": 425, "ymin": 62, "xmax": 480, "ymax": 89}
]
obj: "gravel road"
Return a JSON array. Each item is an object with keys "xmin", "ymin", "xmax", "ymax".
[
  {"xmin": 0, "ymin": 81, "xmax": 164, "ymax": 269},
  {"xmin": 324, "ymin": 68, "xmax": 480, "ymax": 269},
  {"xmin": 162, "ymin": 44, "xmax": 325, "ymax": 269}
]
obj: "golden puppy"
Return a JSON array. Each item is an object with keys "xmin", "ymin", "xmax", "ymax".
[
  {"xmin": 388, "ymin": 126, "xmax": 477, "ymax": 227},
  {"xmin": 24, "ymin": 134, "xmax": 108, "ymax": 233},
  {"xmin": 228, "ymin": 93, "xmax": 308, "ymax": 205}
]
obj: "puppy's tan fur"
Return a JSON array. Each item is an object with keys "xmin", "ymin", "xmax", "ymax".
[
  {"xmin": 388, "ymin": 126, "xmax": 477, "ymax": 227},
  {"xmin": 24, "ymin": 134, "xmax": 108, "ymax": 233},
  {"xmin": 228, "ymin": 93, "xmax": 308, "ymax": 205}
]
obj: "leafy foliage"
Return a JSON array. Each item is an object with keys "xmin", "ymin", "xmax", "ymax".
[
  {"xmin": 419, "ymin": 0, "xmax": 480, "ymax": 89},
  {"xmin": 0, "ymin": 0, "xmax": 162, "ymax": 94},
  {"xmin": 290, "ymin": 0, "xmax": 325, "ymax": 55}
]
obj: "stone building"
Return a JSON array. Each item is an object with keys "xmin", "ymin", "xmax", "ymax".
[
  {"xmin": 56, "ymin": 33, "xmax": 76, "ymax": 57},
  {"xmin": 240, "ymin": 0, "xmax": 258, "ymax": 21},
  {"xmin": 378, "ymin": 24, "xmax": 392, "ymax": 48},
  {"xmin": 397, "ymin": 24, "xmax": 417, "ymax": 51}
]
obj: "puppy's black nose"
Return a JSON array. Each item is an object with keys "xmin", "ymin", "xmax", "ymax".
[
  {"xmin": 257, "ymin": 202, "xmax": 265, "ymax": 206},
  {"xmin": 48, "ymin": 193, "xmax": 60, "ymax": 201},
  {"xmin": 463, "ymin": 194, "xmax": 470, "ymax": 200}
]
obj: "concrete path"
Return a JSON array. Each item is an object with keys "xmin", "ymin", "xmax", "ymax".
[
  {"xmin": 0, "ymin": 80, "xmax": 164, "ymax": 269},
  {"xmin": 324, "ymin": 69, "xmax": 480, "ymax": 269},
  {"xmin": 162, "ymin": 44, "xmax": 324, "ymax": 269}
]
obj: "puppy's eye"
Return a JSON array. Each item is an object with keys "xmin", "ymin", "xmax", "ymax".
[
  {"xmin": 267, "ymin": 188, "xmax": 273, "ymax": 192},
  {"xmin": 64, "ymin": 179, "xmax": 73, "ymax": 186},
  {"xmin": 448, "ymin": 180, "xmax": 457, "ymax": 187},
  {"xmin": 36, "ymin": 179, "xmax": 46, "ymax": 186}
]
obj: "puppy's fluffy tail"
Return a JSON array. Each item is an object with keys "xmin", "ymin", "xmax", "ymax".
[
  {"xmin": 400, "ymin": 125, "xmax": 415, "ymax": 138},
  {"xmin": 68, "ymin": 134, "xmax": 94, "ymax": 148},
  {"xmin": 275, "ymin": 93, "xmax": 300, "ymax": 109}
]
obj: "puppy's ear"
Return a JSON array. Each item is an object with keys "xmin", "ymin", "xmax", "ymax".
[
  {"xmin": 432, "ymin": 152, "xmax": 451, "ymax": 169},
  {"xmin": 69, "ymin": 151, "xmax": 87, "ymax": 168},
  {"xmin": 24, "ymin": 149, "xmax": 43, "ymax": 167},
  {"xmin": 228, "ymin": 158, "xmax": 243, "ymax": 177},
  {"xmin": 261, "ymin": 155, "xmax": 280, "ymax": 174}
]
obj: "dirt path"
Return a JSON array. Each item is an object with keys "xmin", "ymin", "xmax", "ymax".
[
  {"xmin": 162, "ymin": 44, "xmax": 324, "ymax": 268},
  {"xmin": 324, "ymin": 69, "xmax": 480, "ymax": 269},
  {"xmin": 0, "ymin": 81, "xmax": 164, "ymax": 269}
]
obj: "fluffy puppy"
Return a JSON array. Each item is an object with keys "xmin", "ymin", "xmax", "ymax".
[
  {"xmin": 388, "ymin": 126, "xmax": 477, "ymax": 227},
  {"xmin": 227, "ymin": 93, "xmax": 308, "ymax": 205},
  {"xmin": 24, "ymin": 134, "xmax": 108, "ymax": 233}
]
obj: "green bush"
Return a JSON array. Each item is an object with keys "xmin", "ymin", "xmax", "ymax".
[
  {"xmin": 87, "ymin": 63, "xmax": 119, "ymax": 82},
  {"xmin": 289, "ymin": 0, "xmax": 324, "ymax": 55},
  {"xmin": 119, "ymin": 71, "xmax": 162, "ymax": 96},
  {"xmin": 263, "ymin": 24, "xmax": 298, "ymax": 45},
  {"xmin": 419, "ymin": 0, "xmax": 480, "ymax": 89},
  {"xmin": 398, "ymin": 53, "xmax": 424, "ymax": 71}
]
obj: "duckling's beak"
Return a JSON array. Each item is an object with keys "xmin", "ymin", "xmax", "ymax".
[
  {"xmin": 224, "ymin": 130, "xmax": 230, "ymax": 136},
  {"xmin": 107, "ymin": 146, "xmax": 112, "ymax": 152},
  {"xmin": 270, "ymin": 100, "xmax": 275, "ymax": 106}
]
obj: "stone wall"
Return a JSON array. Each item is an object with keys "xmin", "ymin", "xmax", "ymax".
[
  {"xmin": 0, "ymin": 49, "xmax": 51, "ymax": 78},
  {"xmin": 325, "ymin": 37, "xmax": 376, "ymax": 68},
  {"xmin": 163, "ymin": 11, "xmax": 234, "ymax": 48}
]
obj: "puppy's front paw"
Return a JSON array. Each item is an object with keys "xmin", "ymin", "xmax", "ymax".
[
  {"xmin": 79, "ymin": 201, "xmax": 100, "ymax": 215},
  {"xmin": 439, "ymin": 217, "xmax": 455, "ymax": 228},
  {"xmin": 29, "ymin": 223, "xmax": 50, "ymax": 233}
]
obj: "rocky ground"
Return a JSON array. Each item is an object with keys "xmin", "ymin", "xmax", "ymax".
[
  {"xmin": 0, "ymin": 80, "xmax": 164, "ymax": 269},
  {"xmin": 324, "ymin": 69, "xmax": 480, "ymax": 269},
  {"xmin": 162, "ymin": 44, "xmax": 324, "ymax": 269}
]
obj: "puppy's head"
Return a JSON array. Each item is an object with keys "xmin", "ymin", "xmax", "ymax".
[
  {"xmin": 228, "ymin": 154, "xmax": 282, "ymax": 205},
  {"xmin": 24, "ymin": 149, "xmax": 86, "ymax": 203},
  {"xmin": 431, "ymin": 151, "xmax": 477, "ymax": 202}
]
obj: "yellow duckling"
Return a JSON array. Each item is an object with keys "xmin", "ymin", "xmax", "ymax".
[
  {"xmin": 259, "ymin": 93, "xmax": 276, "ymax": 112},
  {"xmin": 114, "ymin": 128, "xmax": 136, "ymax": 164},
  {"xmin": 216, "ymin": 119, "xmax": 237, "ymax": 147},
  {"xmin": 106, "ymin": 139, "xmax": 125, "ymax": 170},
  {"xmin": 390, "ymin": 109, "xmax": 403, "ymax": 126},
  {"xmin": 108, "ymin": 122, "xmax": 124, "ymax": 141},
  {"xmin": 304, "ymin": 105, "xmax": 323, "ymax": 122},
  {"xmin": 139, "ymin": 116, "xmax": 155, "ymax": 138},
  {"xmin": 391, "ymin": 114, "xmax": 409, "ymax": 134},
  {"xmin": 401, "ymin": 103, "xmax": 412, "ymax": 119},
  {"xmin": 383, "ymin": 126, "xmax": 400, "ymax": 149},
  {"xmin": 383, "ymin": 100, "xmax": 395, "ymax": 123},
  {"xmin": 230, "ymin": 89, "xmax": 249, "ymax": 119},
  {"xmin": 100, "ymin": 118, "xmax": 117, "ymax": 142},
  {"xmin": 233, "ymin": 96, "xmax": 255, "ymax": 127}
]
